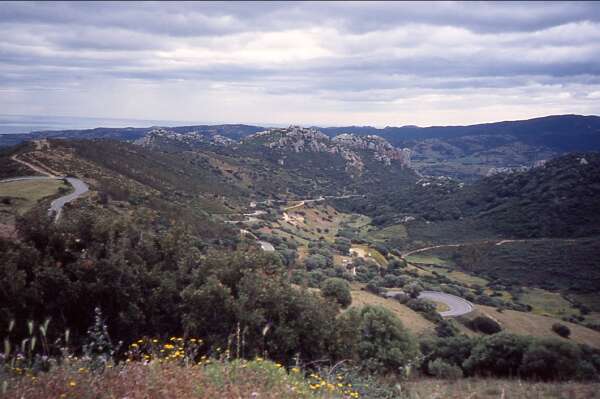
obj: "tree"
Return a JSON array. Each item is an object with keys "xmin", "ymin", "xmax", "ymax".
[
  {"xmin": 519, "ymin": 338, "xmax": 582, "ymax": 380},
  {"xmin": 304, "ymin": 254, "xmax": 328, "ymax": 270},
  {"xmin": 321, "ymin": 278, "xmax": 352, "ymax": 308},
  {"xmin": 469, "ymin": 315, "xmax": 502, "ymax": 335},
  {"xmin": 552, "ymin": 323, "xmax": 571, "ymax": 338},
  {"xmin": 404, "ymin": 281, "xmax": 424, "ymax": 299},
  {"xmin": 355, "ymin": 305, "xmax": 419, "ymax": 374},
  {"xmin": 463, "ymin": 333, "xmax": 531, "ymax": 377},
  {"xmin": 435, "ymin": 320, "xmax": 459, "ymax": 338}
]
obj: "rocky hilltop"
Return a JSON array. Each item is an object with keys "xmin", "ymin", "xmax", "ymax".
[
  {"xmin": 134, "ymin": 128, "xmax": 235, "ymax": 148},
  {"xmin": 246, "ymin": 126, "xmax": 411, "ymax": 173}
]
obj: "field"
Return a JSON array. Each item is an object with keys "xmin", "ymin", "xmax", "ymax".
[
  {"xmin": 350, "ymin": 244, "xmax": 388, "ymax": 267},
  {"xmin": 466, "ymin": 306, "xmax": 600, "ymax": 348},
  {"xmin": 405, "ymin": 254, "xmax": 449, "ymax": 266},
  {"xmin": 349, "ymin": 287, "xmax": 435, "ymax": 336},
  {"xmin": 366, "ymin": 222, "xmax": 408, "ymax": 242},
  {"xmin": 520, "ymin": 287, "xmax": 580, "ymax": 319},
  {"xmin": 0, "ymin": 179, "xmax": 68, "ymax": 214}
]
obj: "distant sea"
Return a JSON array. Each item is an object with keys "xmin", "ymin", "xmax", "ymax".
[
  {"xmin": 0, "ymin": 114, "xmax": 202, "ymax": 135},
  {"xmin": 0, "ymin": 115, "xmax": 282, "ymax": 134}
]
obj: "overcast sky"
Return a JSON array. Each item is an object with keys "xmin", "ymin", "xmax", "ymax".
[{"xmin": 1, "ymin": 1, "xmax": 600, "ymax": 127}]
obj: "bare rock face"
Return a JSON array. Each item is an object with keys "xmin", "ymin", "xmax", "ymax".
[
  {"xmin": 332, "ymin": 134, "xmax": 411, "ymax": 167},
  {"xmin": 135, "ymin": 128, "xmax": 235, "ymax": 148},
  {"xmin": 247, "ymin": 126, "xmax": 412, "ymax": 175}
]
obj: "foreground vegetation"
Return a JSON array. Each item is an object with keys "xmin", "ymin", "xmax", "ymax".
[{"xmin": 2, "ymin": 140, "xmax": 600, "ymax": 397}]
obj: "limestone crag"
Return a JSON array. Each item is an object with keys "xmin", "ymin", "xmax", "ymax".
[{"xmin": 247, "ymin": 126, "xmax": 411, "ymax": 174}]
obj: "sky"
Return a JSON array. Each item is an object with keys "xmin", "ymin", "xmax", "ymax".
[{"xmin": 1, "ymin": 1, "xmax": 600, "ymax": 128}]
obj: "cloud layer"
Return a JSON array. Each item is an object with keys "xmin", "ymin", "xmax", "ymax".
[{"xmin": 1, "ymin": 1, "xmax": 600, "ymax": 126}]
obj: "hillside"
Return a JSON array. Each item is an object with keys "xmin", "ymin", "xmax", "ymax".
[
  {"xmin": 3, "ymin": 115, "xmax": 600, "ymax": 181},
  {"xmin": 340, "ymin": 152, "xmax": 600, "ymax": 245},
  {"xmin": 320, "ymin": 115, "xmax": 600, "ymax": 180}
]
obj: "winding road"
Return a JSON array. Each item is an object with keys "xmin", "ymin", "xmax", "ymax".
[
  {"xmin": 2, "ymin": 153, "xmax": 89, "ymax": 222},
  {"xmin": 386, "ymin": 290, "xmax": 474, "ymax": 317}
]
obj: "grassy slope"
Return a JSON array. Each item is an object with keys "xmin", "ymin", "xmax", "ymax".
[
  {"xmin": 0, "ymin": 179, "xmax": 67, "ymax": 215},
  {"xmin": 467, "ymin": 305, "xmax": 600, "ymax": 348},
  {"xmin": 349, "ymin": 289, "xmax": 435, "ymax": 336}
]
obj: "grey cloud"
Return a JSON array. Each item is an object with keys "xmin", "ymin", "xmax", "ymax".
[{"xmin": 1, "ymin": 1, "xmax": 599, "ymax": 124}]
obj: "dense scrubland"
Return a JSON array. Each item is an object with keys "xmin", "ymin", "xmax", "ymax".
[{"xmin": 2, "ymin": 136, "xmax": 600, "ymax": 397}]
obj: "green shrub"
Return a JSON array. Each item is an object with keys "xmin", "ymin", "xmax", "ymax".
[
  {"xmin": 469, "ymin": 315, "xmax": 502, "ymax": 335},
  {"xmin": 427, "ymin": 358, "xmax": 463, "ymax": 379},
  {"xmin": 463, "ymin": 333, "xmax": 531, "ymax": 377},
  {"xmin": 320, "ymin": 278, "xmax": 352, "ymax": 308},
  {"xmin": 435, "ymin": 320, "xmax": 459, "ymax": 338},
  {"xmin": 552, "ymin": 323, "xmax": 571, "ymax": 338},
  {"xmin": 354, "ymin": 305, "xmax": 420, "ymax": 375}
]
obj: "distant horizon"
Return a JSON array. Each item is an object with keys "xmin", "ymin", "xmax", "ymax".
[{"xmin": 1, "ymin": 112, "xmax": 598, "ymax": 135}]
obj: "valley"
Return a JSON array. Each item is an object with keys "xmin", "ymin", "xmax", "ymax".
[{"xmin": 1, "ymin": 122, "xmax": 600, "ymax": 396}]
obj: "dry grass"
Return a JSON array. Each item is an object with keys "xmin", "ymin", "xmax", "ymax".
[
  {"xmin": 349, "ymin": 289, "xmax": 435, "ymax": 336},
  {"xmin": 405, "ymin": 255, "xmax": 448, "ymax": 266},
  {"xmin": 350, "ymin": 245, "xmax": 388, "ymax": 267},
  {"xmin": 473, "ymin": 305, "xmax": 600, "ymax": 348},
  {"xmin": 519, "ymin": 288, "xmax": 579, "ymax": 319},
  {"xmin": 401, "ymin": 377, "xmax": 600, "ymax": 399},
  {"xmin": 367, "ymin": 223, "xmax": 408, "ymax": 241},
  {"xmin": 3, "ymin": 359, "xmax": 348, "ymax": 399},
  {"xmin": 0, "ymin": 179, "xmax": 67, "ymax": 215}
]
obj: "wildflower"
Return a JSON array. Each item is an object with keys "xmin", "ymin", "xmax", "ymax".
[
  {"xmin": 130, "ymin": 343, "xmax": 138, "ymax": 348},
  {"xmin": 291, "ymin": 367, "xmax": 300, "ymax": 373},
  {"xmin": 69, "ymin": 380, "xmax": 77, "ymax": 387}
]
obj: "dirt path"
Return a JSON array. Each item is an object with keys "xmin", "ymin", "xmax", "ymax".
[
  {"xmin": 10, "ymin": 154, "xmax": 58, "ymax": 178},
  {"xmin": 402, "ymin": 237, "xmax": 557, "ymax": 258}
]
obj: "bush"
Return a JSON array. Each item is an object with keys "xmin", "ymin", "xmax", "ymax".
[
  {"xmin": 353, "ymin": 305, "xmax": 419, "ymax": 374},
  {"xmin": 427, "ymin": 358, "xmax": 463, "ymax": 379},
  {"xmin": 321, "ymin": 278, "xmax": 352, "ymax": 308},
  {"xmin": 519, "ymin": 338, "xmax": 583, "ymax": 380},
  {"xmin": 552, "ymin": 323, "xmax": 571, "ymax": 338},
  {"xmin": 420, "ymin": 336, "xmax": 475, "ymax": 373},
  {"xmin": 404, "ymin": 281, "xmax": 423, "ymax": 299},
  {"xmin": 435, "ymin": 320, "xmax": 459, "ymax": 338},
  {"xmin": 463, "ymin": 333, "xmax": 531, "ymax": 377},
  {"xmin": 469, "ymin": 315, "xmax": 502, "ymax": 335}
]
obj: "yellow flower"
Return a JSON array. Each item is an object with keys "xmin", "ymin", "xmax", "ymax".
[
  {"xmin": 69, "ymin": 380, "xmax": 77, "ymax": 387},
  {"xmin": 291, "ymin": 367, "xmax": 300, "ymax": 373}
]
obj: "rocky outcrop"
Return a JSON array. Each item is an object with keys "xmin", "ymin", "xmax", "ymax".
[
  {"xmin": 246, "ymin": 126, "xmax": 411, "ymax": 174},
  {"xmin": 332, "ymin": 134, "xmax": 411, "ymax": 167},
  {"xmin": 134, "ymin": 128, "xmax": 235, "ymax": 148}
]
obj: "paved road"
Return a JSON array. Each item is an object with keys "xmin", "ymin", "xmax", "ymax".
[
  {"xmin": 48, "ymin": 177, "xmax": 89, "ymax": 221},
  {"xmin": 385, "ymin": 290, "xmax": 473, "ymax": 317},
  {"xmin": 1, "ymin": 174, "xmax": 89, "ymax": 222}
]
